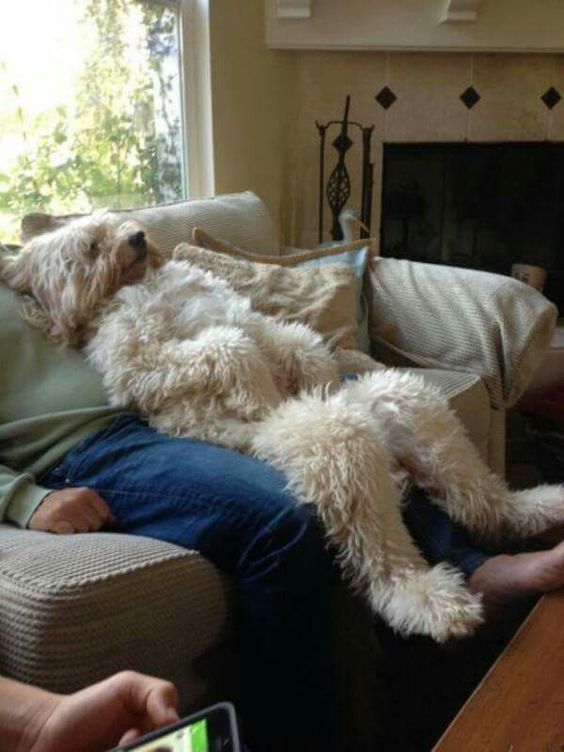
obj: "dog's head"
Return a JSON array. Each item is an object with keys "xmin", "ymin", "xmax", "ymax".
[{"xmin": 0, "ymin": 212, "xmax": 163, "ymax": 345}]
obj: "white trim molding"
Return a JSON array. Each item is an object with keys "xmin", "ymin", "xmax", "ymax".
[
  {"xmin": 276, "ymin": 0, "xmax": 312, "ymax": 19},
  {"xmin": 441, "ymin": 0, "xmax": 482, "ymax": 23},
  {"xmin": 180, "ymin": 0, "xmax": 215, "ymax": 199},
  {"xmin": 265, "ymin": 0, "xmax": 564, "ymax": 53}
]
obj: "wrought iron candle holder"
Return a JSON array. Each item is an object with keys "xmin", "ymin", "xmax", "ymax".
[{"xmin": 316, "ymin": 95, "xmax": 374, "ymax": 243}]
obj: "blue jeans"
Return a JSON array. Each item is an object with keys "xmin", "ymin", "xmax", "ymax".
[
  {"xmin": 39, "ymin": 415, "xmax": 490, "ymax": 748},
  {"xmin": 403, "ymin": 487, "xmax": 490, "ymax": 577},
  {"xmin": 40, "ymin": 415, "xmax": 337, "ymax": 749}
]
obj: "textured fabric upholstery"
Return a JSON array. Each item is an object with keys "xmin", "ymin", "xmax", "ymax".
[
  {"xmin": 366, "ymin": 257, "xmax": 557, "ymax": 410},
  {"xmin": 366, "ymin": 257, "xmax": 557, "ymax": 475},
  {"xmin": 410, "ymin": 369, "xmax": 491, "ymax": 464},
  {"xmin": 0, "ymin": 526, "xmax": 233, "ymax": 707},
  {"xmin": 21, "ymin": 192, "xmax": 281, "ymax": 258}
]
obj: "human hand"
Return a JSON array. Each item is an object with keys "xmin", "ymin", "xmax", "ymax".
[
  {"xmin": 28, "ymin": 487, "xmax": 116, "ymax": 534},
  {"xmin": 28, "ymin": 671, "xmax": 179, "ymax": 752}
]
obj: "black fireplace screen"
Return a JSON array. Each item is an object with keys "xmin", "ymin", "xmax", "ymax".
[{"xmin": 381, "ymin": 143, "xmax": 564, "ymax": 314}]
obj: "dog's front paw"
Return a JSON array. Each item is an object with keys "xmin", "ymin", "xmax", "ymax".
[{"xmin": 373, "ymin": 564, "xmax": 483, "ymax": 643}]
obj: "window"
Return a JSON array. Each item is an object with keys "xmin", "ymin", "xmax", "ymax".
[{"xmin": 0, "ymin": 0, "xmax": 189, "ymax": 243}]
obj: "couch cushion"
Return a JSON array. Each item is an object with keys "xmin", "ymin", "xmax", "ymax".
[
  {"xmin": 408, "ymin": 368, "xmax": 491, "ymax": 462},
  {"xmin": 0, "ymin": 525, "xmax": 233, "ymax": 705},
  {"xmin": 21, "ymin": 192, "xmax": 280, "ymax": 257},
  {"xmin": 173, "ymin": 243, "xmax": 360, "ymax": 350}
]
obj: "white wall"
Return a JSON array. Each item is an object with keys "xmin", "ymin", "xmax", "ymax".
[{"xmin": 209, "ymin": 0, "xmax": 297, "ymax": 235}]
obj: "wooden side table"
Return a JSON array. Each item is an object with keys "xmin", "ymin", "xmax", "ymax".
[{"xmin": 432, "ymin": 592, "xmax": 564, "ymax": 751}]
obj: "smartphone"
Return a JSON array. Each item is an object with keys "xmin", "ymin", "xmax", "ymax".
[{"xmin": 108, "ymin": 702, "xmax": 240, "ymax": 752}]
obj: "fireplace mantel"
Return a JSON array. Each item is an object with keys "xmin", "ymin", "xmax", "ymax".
[
  {"xmin": 266, "ymin": 0, "xmax": 564, "ymax": 53},
  {"xmin": 441, "ymin": 0, "xmax": 482, "ymax": 23}
]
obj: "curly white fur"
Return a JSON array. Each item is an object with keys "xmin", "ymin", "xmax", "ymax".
[
  {"xmin": 86, "ymin": 260, "xmax": 340, "ymax": 450},
  {"xmin": 3, "ymin": 214, "xmax": 564, "ymax": 642}
]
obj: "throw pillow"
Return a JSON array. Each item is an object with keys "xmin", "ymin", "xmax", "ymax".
[
  {"xmin": 192, "ymin": 228, "xmax": 375, "ymax": 353},
  {"xmin": 172, "ymin": 243, "xmax": 359, "ymax": 350}
]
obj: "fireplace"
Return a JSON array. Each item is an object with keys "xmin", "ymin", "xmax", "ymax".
[{"xmin": 380, "ymin": 143, "xmax": 564, "ymax": 315}]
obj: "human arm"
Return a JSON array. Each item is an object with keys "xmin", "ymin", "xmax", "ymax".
[
  {"xmin": 0, "ymin": 464, "xmax": 52, "ymax": 528},
  {"xmin": 0, "ymin": 461, "xmax": 114, "ymax": 533},
  {"xmin": 0, "ymin": 671, "xmax": 179, "ymax": 752}
]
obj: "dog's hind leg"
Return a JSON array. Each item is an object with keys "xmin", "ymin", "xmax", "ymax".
[
  {"xmin": 344, "ymin": 371, "xmax": 564, "ymax": 544},
  {"xmin": 251, "ymin": 390, "xmax": 483, "ymax": 642}
]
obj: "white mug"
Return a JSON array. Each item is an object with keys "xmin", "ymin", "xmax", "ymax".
[{"xmin": 511, "ymin": 264, "xmax": 547, "ymax": 292}]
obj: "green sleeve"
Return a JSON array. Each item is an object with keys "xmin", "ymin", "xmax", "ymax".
[{"xmin": 0, "ymin": 465, "xmax": 51, "ymax": 528}]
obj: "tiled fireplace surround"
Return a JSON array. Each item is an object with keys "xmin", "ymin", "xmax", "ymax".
[{"xmin": 288, "ymin": 52, "xmax": 564, "ymax": 256}]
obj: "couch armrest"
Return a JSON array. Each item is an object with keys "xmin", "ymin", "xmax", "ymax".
[{"xmin": 366, "ymin": 258, "xmax": 558, "ymax": 409}]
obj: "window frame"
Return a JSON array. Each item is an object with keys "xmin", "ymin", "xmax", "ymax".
[{"xmin": 179, "ymin": 0, "xmax": 215, "ymax": 199}]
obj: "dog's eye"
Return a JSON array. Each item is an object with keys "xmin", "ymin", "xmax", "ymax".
[{"xmin": 88, "ymin": 241, "xmax": 99, "ymax": 258}]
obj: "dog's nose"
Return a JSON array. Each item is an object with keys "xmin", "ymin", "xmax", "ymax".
[{"xmin": 128, "ymin": 231, "xmax": 146, "ymax": 249}]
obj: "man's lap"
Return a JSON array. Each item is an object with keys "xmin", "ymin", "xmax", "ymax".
[
  {"xmin": 39, "ymin": 413, "xmax": 489, "ymax": 578},
  {"xmin": 39, "ymin": 415, "xmax": 309, "ymax": 571}
]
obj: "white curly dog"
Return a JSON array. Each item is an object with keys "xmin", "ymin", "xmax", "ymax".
[{"xmin": 3, "ymin": 213, "xmax": 564, "ymax": 642}]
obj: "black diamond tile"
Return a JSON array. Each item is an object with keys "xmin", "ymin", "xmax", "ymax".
[
  {"xmin": 542, "ymin": 86, "xmax": 562, "ymax": 110},
  {"xmin": 375, "ymin": 86, "xmax": 397, "ymax": 110},
  {"xmin": 460, "ymin": 86, "xmax": 481, "ymax": 110},
  {"xmin": 332, "ymin": 133, "xmax": 353, "ymax": 152}
]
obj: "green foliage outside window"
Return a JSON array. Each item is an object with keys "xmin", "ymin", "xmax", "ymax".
[{"xmin": 0, "ymin": 0, "xmax": 184, "ymax": 243}]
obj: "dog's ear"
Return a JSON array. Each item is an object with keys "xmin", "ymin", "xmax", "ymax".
[
  {"xmin": 0, "ymin": 245, "xmax": 85, "ymax": 346},
  {"xmin": 18, "ymin": 294, "xmax": 62, "ymax": 342},
  {"xmin": 0, "ymin": 249, "xmax": 33, "ymax": 295},
  {"xmin": 46, "ymin": 266, "xmax": 92, "ymax": 346}
]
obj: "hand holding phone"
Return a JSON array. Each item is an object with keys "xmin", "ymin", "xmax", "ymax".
[{"xmin": 108, "ymin": 702, "xmax": 240, "ymax": 752}]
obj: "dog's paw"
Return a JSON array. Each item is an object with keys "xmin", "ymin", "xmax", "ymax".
[
  {"xmin": 505, "ymin": 484, "xmax": 564, "ymax": 539},
  {"xmin": 373, "ymin": 564, "xmax": 483, "ymax": 643}
]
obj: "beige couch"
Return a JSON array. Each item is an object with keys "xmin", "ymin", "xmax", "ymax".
[{"xmin": 0, "ymin": 192, "xmax": 557, "ymax": 733}]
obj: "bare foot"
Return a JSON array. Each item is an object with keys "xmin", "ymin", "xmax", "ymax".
[{"xmin": 468, "ymin": 541, "xmax": 564, "ymax": 611}]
